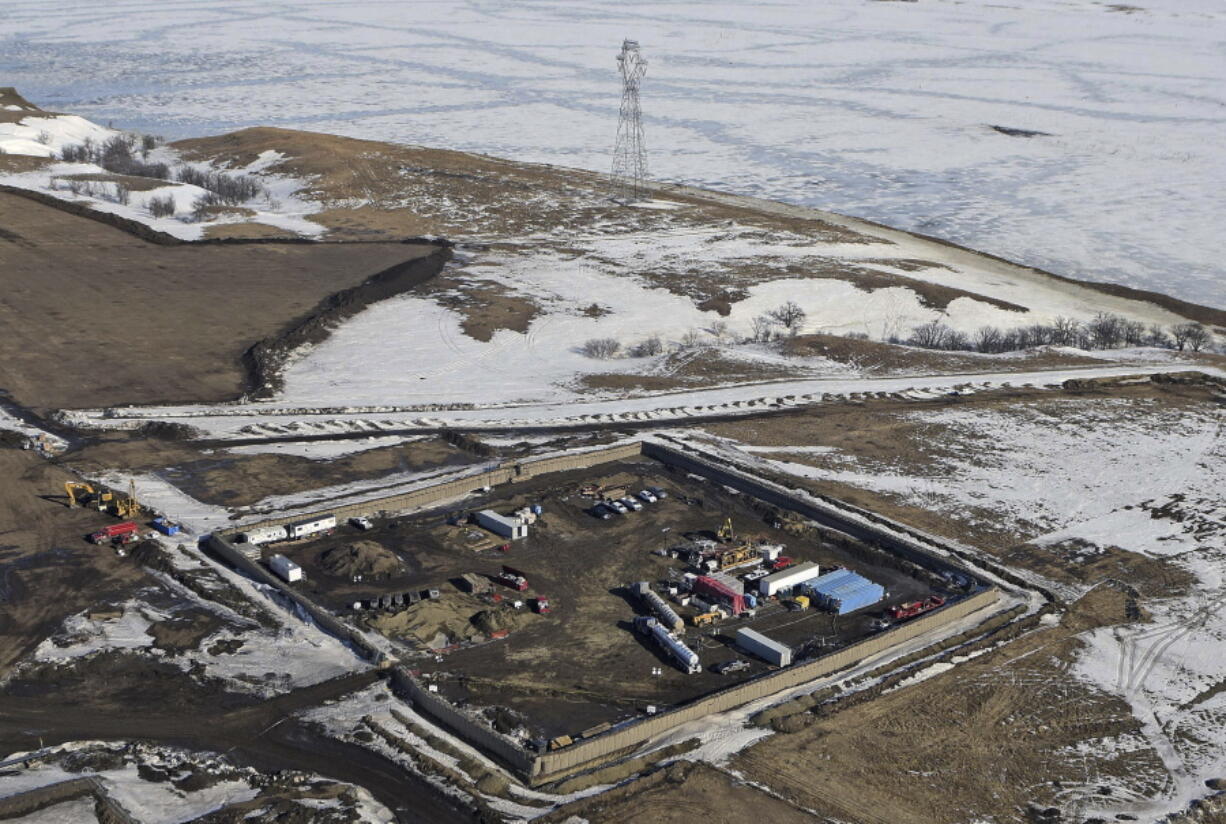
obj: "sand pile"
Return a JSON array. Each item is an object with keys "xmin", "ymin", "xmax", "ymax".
[{"xmin": 319, "ymin": 541, "xmax": 404, "ymax": 580}]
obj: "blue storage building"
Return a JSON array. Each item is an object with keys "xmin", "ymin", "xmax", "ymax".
[{"xmin": 805, "ymin": 569, "xmax": 885, "ymax": 615}]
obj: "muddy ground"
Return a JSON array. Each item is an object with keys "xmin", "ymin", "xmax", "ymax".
[
  {"xmin": 0, "ymin": 191, "xmax": 439, "ymax": 410},
  {"xmin": 0, "ymin": 447, "xmax": 155, "ymax": 674},
  {"xmin": 271, "ymin": 458, "xmax": 944, "ymax": 741}
]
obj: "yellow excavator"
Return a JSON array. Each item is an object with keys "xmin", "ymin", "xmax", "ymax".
[
  {"xmin": 717, "ymin": 517, "xmax": 736, "ymax": 543},
  {"xmin": 63, "ymin": 479, "xmax": 140, "ymax": 518},
  {"xmin": 64, "ymin": 481, "xmax": 95, "ymax": 508}
]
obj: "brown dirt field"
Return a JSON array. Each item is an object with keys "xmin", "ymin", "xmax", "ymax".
[
  {"xmin": 734, "ymin": 587, "xmax": 1169, "ymax": 824},
  {"xmin": 59, "ymin": 435, "xmax": 480, "ymax": 509},
  {"xmin": 544, "ymin": 762, "xmax": 816, "ymax": 824},
  {"xmin": 0, "ymin": 448, "xmax": 154, "ymax": 674},
  {"xmin": 0, "ymin": 190, "xmax": 437, "ymax": 410}
]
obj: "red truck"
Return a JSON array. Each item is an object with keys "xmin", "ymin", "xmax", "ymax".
[
  {"xmin": 532, "ymin": 597, "xmax": 552, "ymax": 614},
  {"xmin": 770, "ymin": 556, "xmax": 794, "ymax": 571},
  {"xmin": 89, "ymin": 521, "xmax": 139, "ymax": 544},
  {"xmin": 888, "ymin": 595, "xmax": 946, "ymax": 621},
  {"xmin": 497, "ymin": 564, "xmax": 529, "ymax": 591}
]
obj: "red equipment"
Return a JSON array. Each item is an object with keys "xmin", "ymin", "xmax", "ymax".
[
  {"xmin": 532, "ymin": 597, "xmax": 551, "ymax": 614},
  {"xmin": 888, "ymin": 595, "xmax": 946, "ymax": 621},
  {"xmin": 770, "ymin": 556, "xmax": 794, "ymax": 571},
  {"xmin": 89, "ymin": 521, "xmax": 138, "ymax": 544},
  {"xmin": 692, "ymin": 575, "xmax": 746, "ymax": 616},
  {"xmin": 497, "ymin": 565, "xmax": 529, "ymax": 591}
]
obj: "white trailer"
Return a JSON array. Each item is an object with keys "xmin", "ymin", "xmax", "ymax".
[
  {"xmin": 736, "ymin": 627, "xmax": 792, "ymax": 667},
  {"xmin": 240, "ymin": 525, "xmax": 288, "ymax": 545},
  {"xmin": 758, "ymin": 561, "xmax": 821, "ymax": 597},
  {"xmin": 476, "ymin": 510, "xmax": 527, "ymax": 540},
  {"xmin": 286, "ymin": 515, "xmax": 337, "ymax": 540},
  {"xmin": 269, "ymin": 554, "xmax": 303, "ymax": 583}
]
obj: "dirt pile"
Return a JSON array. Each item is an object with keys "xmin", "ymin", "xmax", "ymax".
[
  {"xmin": 319, "ymin": 541, "xmax": 404, "ymax": 580},
  {"xmin": 365, "ymin": 595, "xmax": 535, "ymax": 647}
]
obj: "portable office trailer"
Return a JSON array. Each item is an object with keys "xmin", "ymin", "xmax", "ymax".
[
  {"xmin": 758, "ymin": 561, "xmax": 821, "ymax": 597},
  {"xmin": 286, "ymin": 515, "xmax": 337, "ymax": 540},
  {"xmin": 458, "ymin": 573, "xmax": 492, "ymax": 594},
  {"xmin": 476, "ymin": 510, "xmax": 528, "ymax": 540},
  {"xmin": 735, "ymin": 627, "xmax": 792, "ymax": 667},
  {"xmin": 241, "ymin": 525, "xmax": 288, "ymax": 545},
  {"xmin": 268, "ymin": 554, "xmax": 303, "ymax": 583}
]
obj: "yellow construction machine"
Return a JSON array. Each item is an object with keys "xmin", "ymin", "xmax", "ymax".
[
  {"xmin": 717, "ymin": 517, "xmax": 736, "ymax": 543},
  {"xmin": 113, "ymin": 479, "xmax": 141, "ymax": 519},
  {"xmin": 64, "ymin": 482, "xmax": 95, "ymax": 508}
]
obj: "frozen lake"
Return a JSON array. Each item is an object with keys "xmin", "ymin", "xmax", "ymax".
[{"xmin": 3, "ymin": 0, "xmax": 1224, "ymax": 308}]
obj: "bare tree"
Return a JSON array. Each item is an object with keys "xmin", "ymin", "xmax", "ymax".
[
  {"xmin": 750, "ymin": 315, "xmax": 776, "ymax": 342},
  {"xmin": 1172, "ymin": 322, "xmax": 1211, "ymax": 352},
  {"xmin": 975, "ymin": 325, "xmax": 1004, "ymax": 354},
  {"xmin": 580, "ymin": 338, "xmax": 621, "ymax": 359},
  {"xmin": 1051, "ymin": 316, "xmax": 1081, "ymax": 347},
  {"xmin": 1121, "ymin": 319, "xmax": 1146, "ymax": 347},
  {"xmin": 907, "ymin": 320, "xmax": 953, "ymax": 350},
  {"xmin": 767, "ymin": 301, "xmax": 807, "ymax": 335},
  {"xmin": 709, "ymin": 320, "xmax": 730, "ymax": 342},
  {"xmin": 629, "ymin": 335, "xmax": 663, "ymax": 357},
  {"xmin": 1146, "ymin": 324, "xmax": 1171, "ymax": 349},
  {"xmin": 1087, "ymin": 312, "xmax": 1125, "ymax": 349},
  {"xmin": 148, "ymin": 194, "xmax": 177, "ymax": 218},
  {"xmin": 679, "ymin": 328, "xmax": 707, "ymax": 349}
]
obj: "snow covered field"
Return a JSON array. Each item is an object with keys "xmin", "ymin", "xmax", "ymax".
[{"xmin": 3, "ymin": 0, "xmax": 1224, "ymax": 308}]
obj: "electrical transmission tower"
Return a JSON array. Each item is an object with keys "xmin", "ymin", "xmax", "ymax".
[{"xmin": 611, "ymin": 39, "xmax": 648, "ymax": 203}]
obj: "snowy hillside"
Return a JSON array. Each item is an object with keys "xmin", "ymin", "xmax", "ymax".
[{"xmin": 3, "ymin": 0, "xmax": 1224, "ymax": 307}]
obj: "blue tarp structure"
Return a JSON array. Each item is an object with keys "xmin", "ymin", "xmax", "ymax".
[{"xmin": 804, "ymin": 568, "xmax": 885, "ymax": 615}]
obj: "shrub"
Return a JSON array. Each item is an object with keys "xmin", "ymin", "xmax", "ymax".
[
  {"xmin": 630, "ymin": 335, "xmax": 663, "ymax": 357},
  {"xmin": 148, "ymin": 194, "xmax": 177, "ymax": 218},
  {"xmin": 580, "ymin": 338, "xmax": 621, "ymax": 359}
]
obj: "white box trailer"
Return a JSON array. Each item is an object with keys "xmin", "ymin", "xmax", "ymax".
[
  {"xmin": 736, "ymin": 627, "xmax": 792, "ymax": 667},
  {"xmin": 758, "ymin": 561, "xmax": 821, "ymax": 597},
  {"xmin": 476, "ymin": 510, "xmax": 527, "ymax": 540},
  {"xmin": 269, "ymin": 554, "xmax": 303, "ymax": 583},
  {"xmin": 286, "ymin": 515, "xmax": 337, "ymax": 540},
  {"xmin": 240, "ymin": 525, "xmax": 288, "ymax": 545}
]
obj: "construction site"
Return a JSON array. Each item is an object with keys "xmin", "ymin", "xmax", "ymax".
[{"xmin": 196, "ymin": 439, "xmax": 998, "ymax": 784}]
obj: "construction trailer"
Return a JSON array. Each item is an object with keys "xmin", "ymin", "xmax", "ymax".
[
  {"xmin": 735, "ymin": 627, "xmax": 793, "ymax": 667},
  {"xmin": 634, "ymin": 616, "xmax": 701, "ymax": 674},
  {"xmin": 286, "ymin": 515, "xmax": 337, "ymax": 540},
  {"xmin": 631, "ymin": 581, "xmax": 684, "ymax": 632},
  {"xmin": 692, "ymin": 575, "xmax": 746, "ymax": 616},
  {"xmin": 240, "ymin": 525, "xmax": 288, "ymax": 545},
  {"xmin": 268, "ymin": 554, "xmax": 303, "ymax": 583},
  {"xmin": 804, "ymin": 569, "xmax": 885, "ymax": 615},
  {"xmin": 757, "ymin": 561, "xmax": 821, "ymax": 597},
  {"xmin": 476, "ymin": 510, "xmax": 528, "ymax": 540}
]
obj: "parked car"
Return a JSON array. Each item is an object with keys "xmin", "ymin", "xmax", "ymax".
[
  {"xmin": 606, "ymin": 499, "xmax": 629, "ymax": 515},
  {"xmin": 713, "ymin": 659, "xmax": 750, "ymax": 675},
  {"xmin": 590, "ymin": 503, "xmax": 613, "ymax": 520},
  {"xmin": 350, "ymin": 516, "xmax": 374, "ymax": 531},
  {"xmin": 637, "ymin": 489, "xmax": 658, "ymax": 503},
  {"xmin": 621, "ymin": 496, "xmax": 643, "ymax": 511},
  {"xmin": 647, "ymin": 486, "xmax": 668, "ymax": 499}
]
